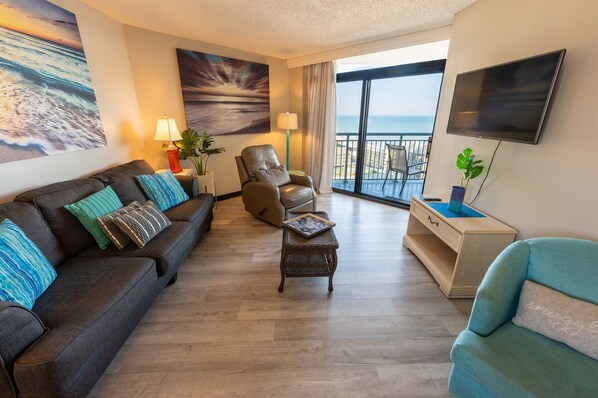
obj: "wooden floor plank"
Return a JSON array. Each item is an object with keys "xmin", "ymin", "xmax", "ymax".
[{"xmin": 90, "ymin": 194, "xmax": 472, "ymax": 397}]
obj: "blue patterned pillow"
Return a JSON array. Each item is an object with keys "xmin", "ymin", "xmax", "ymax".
[
  {"xmin": 0, "ymin": 219, "xmax": 57, "ymax": 310},
  {"xmin": 135, "ymin": 171, "xmax": 189, "ymax": 211}
]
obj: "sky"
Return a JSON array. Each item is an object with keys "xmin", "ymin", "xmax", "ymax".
[
  {"xmin": 0, "ymin": 0, "xmax": 83, "ymax": 50},
  {"xmin": 337, "ymin": 73, "xmax": 443, "ymax": 116}
]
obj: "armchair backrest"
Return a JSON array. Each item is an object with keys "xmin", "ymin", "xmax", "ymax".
[
  {"xmin": 241, "ymin": 145, "xmax": 281, "ymax": 179},
  {"xmin": 526, "ymin": 238, "xmax": 598, "ymax": 304},
  {"xmin": 467, "ymin": 237, "xmax": 598, "ymax": 337}
]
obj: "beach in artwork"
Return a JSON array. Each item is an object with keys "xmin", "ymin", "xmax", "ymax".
[
  {"xmin": 0, "ymin": 0, "xmax": 106, "ymax": 164},
  {"xmin": 177, "ymin": 49, "xmax": 270, "ymax": 135}
]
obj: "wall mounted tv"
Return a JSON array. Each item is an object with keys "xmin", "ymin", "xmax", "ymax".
[{"xmin": 446, "ymin": 49, "xmax": 566, "ymax": 144}]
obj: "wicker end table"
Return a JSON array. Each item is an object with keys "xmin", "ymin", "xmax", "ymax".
[{"xmin": 279, "ymin": 211, "xmax": 339, "ymax": 292}]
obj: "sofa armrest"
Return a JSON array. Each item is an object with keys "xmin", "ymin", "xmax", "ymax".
[
  {"xmin": 467, "ymin": 241, "xmax": 530, "ymax": 336},
  {"xmin": 289, "ymin": 174, "xmax": 314, "ymax": 188},
  {"xmin": 176, "ymin": 175, "xmax": 199, "ymax": 198},
  {"xmin": 0, "ymin": 301, "xmax": 46, "ymax": 397}
]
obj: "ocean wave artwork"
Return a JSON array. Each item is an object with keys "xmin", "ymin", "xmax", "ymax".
[
  {"xmin": 0, "ymin": 0, "xmax": 106, "ymax": 164},
  {"xmin": 176, "ymin": 49, "xmax": 270, "ymax": 135}
]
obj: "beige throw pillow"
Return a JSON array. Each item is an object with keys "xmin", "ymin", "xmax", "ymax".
[
  {"xmin": 254, "ymin": 165, "xmax": 292, "ymax": 186},
  {"xmin": 512, "ymin": 280, "xmax": 598, "ymax": 360}
]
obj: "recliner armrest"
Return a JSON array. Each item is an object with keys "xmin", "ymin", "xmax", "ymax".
[
  {"xmin": 467, "ymin": 241, "xmax": 530, "ymax": 336},
  {"xmin": 175, "ymin": 175, "xmax": 199, "ymax": 198},
  {"xmin": 0, "ymin": 301, "xmax": 47, "ymax": 398},
  {"xmin": 289, "ymin": 174, "xmax": 314, "ymax": 189}
]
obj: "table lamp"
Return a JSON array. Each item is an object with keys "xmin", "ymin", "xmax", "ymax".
[
  {"xmin": 277, "ymin": 112, "xmax": 298, "ymax": 168},
  {"xmin": 154, "ymin": 114, "xmax": 183, "ymax": 173}
]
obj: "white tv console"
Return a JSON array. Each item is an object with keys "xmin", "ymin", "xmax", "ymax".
[{"xmin": 403, "ymin": 196, "xmax": 517, "ymax": 298}]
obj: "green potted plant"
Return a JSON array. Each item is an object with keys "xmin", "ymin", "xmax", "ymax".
[
  {"xmin": 449, "ymin": 147, "xmax": 484, "ymax": 212},
  {"xmin": 175, "ymin": 129, "xmax": 225, "ymax": 195}
]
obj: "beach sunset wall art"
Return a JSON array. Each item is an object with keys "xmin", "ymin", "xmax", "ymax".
[
  {"xmin": 176, "ymin": 49, "xmax": 270, "ymax": 135},
  {"xmin": 0, "ymin": 0, "xmax": 106, "ymax": 164}
]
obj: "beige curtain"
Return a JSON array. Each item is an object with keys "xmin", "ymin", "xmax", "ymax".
[{"xmin": 302, "ymin": 61, "xmax": 336, "ymax": 194}]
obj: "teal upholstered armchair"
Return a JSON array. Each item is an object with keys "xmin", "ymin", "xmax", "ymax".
[{"xmin": 449, "ymin": 238, "xmax": 598, "ymax": 398}]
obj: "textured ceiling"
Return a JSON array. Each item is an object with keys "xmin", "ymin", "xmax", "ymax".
[{"xmin": 81, "ymin": 0, "xmax": 477, "ymax": 59}]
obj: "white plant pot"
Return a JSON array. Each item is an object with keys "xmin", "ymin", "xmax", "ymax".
[{"xmin": 196, "ymin": 170, "xmax": 216, "ymax": 196}]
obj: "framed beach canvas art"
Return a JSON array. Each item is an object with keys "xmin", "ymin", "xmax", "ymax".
[
  {"xmin": 176, "ymin": 49, "xmax": 270, "ymax": 135},
  {"xmin": 0, "ymin": 0, "xmax": 106, "ymax": 164}
]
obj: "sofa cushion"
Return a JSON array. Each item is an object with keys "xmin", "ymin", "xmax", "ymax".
[
  {"xmin": 163, "ymin": 194, "xmax": 213, "ymax": 224},
  {"xmin": 279, "ymin": 184, "xmax": 314, "ymax": 208},
  {"xmin": 14, "ymin": 179, "xmax": 105, "ymax": 257},
  {"xmin": 97, "ymin": 201, "xmax": 142, "ymax": 250},
  {"xmin": 64, "ymin": 186, "xmax": 124, "ymax": 249},
  {"xmin": 88, "ymin": 159, "xmax": 155, "ymax": 205},
  {"xmin": 451, "ymin": 322, "xmax": 598, "ymax": 398},
  {"xmin": 14, "ymin": 257, "xmax": 157, "ymax": 398},
  {"xmin": 0, "ymin": 202, "xmax": 67, "ymax": 268},
  {"xmin": 136, "ymin": 171, "xmax": 189, "ymax": 211},
  {"xmin": 0, "ymin": 219, "xmax": 57, "ymax": 309},
  {"xmin": 0, "ymin": 301, "xmax": 46, "ymax": 398},
  {"xmin": 113, "ymin": 201, "xmax": 172, "ymax": 248},
  {"xmin": 254, "ymin": 165, "xmax": 292, "ymax": 186},
  {"xmin": 77, "ymin": 221, "xmax": 194, "ymax": 277}
]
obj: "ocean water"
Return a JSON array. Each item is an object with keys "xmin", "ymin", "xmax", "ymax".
[
  {"xmin": 337, "ymin": 115, "xmax": 435, "ymax": 135},
  {"xmin": 184, "ymin": 102, "xmax": 270, "ymax": 135},
  {"xmin": 0, "ymin": 26, "xmax": 105, "ymax": 161}
]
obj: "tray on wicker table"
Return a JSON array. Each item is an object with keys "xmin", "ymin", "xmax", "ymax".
[{"xmin": 279, "ymin": 211, "xmax": 339, "ymax": 292}]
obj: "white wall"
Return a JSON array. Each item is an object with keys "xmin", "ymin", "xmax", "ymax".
[
  {"xmin": 425, "ymin": 0, "xmax": 598, "ymax": 240},
  {"xmin": 121, "ymin": 26, "xmax": 291, "ymax": 196},
  {"xmin": 0, "ymin": 0, "xmax": 144, "ymax": 202}
]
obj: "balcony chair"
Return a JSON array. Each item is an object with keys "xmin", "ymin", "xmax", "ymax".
[
  {"xmin": 449, "ymin": 237, "xmax": 598, "ymax": 398},
  {"xmin": 382, "ymin": 143, "xmax": 426, "ymax": 195},
  {"xmin": 235, "ymin": 144, "xmax": 316, "ymax": 227}
]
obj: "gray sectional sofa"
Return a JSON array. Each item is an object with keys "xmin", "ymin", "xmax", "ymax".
[{"xmin": 0, "ymin": 160, "xmax": 214, "ymax": 398}]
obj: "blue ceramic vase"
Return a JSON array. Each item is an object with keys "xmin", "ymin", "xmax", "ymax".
[{"xmin": 448, "ymin": 186, "xmax": 466, "ymax": 213}]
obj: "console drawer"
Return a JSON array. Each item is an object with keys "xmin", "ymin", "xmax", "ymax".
[{"xmin": 411, "ymin": 200, "xmax": 461, "ymax": 252}]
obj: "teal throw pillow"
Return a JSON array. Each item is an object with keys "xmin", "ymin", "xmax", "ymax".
[
  {"xmin": 135, "ymin": 171, "xmax": 189, "ymax": 211},
  {"xmin": 64, "ymin": 186, "xmax": 124, "ymax": 249},
  {"xmin": 0, "ymin": 219, "xmax": 57, "ymax": 310}
]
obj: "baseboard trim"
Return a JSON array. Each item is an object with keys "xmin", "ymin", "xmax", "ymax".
[{"xmin": 217, "ymin": 191, "xmax": 241, "ymax": 201}]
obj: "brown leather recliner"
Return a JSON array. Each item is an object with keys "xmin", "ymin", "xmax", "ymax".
[{"xmin": 235, "ymin": 145, "xmax": 317, "ymax": 226}]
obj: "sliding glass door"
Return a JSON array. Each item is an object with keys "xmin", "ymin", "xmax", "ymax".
[{"xmin": 333, "ymin": 60, "xmax": 445, "ymax": 205}]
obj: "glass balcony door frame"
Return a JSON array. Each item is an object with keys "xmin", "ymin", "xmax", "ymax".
[{"xmin": 335, "ymin": 59, "xmax": 446, "ymax": 205}]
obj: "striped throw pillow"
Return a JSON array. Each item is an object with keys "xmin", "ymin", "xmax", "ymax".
[
  {"xmin": 135, "ymin": 171, "xmax": 189, "ymax": 211},
  {"xmin": 0, "ymin": 219, "xmax": 57, "ymax": 310},
  {"xmin": 113, "ymin": 201, "xmax": 172, "ymax": 248},
  {"xmin": 64, "ymin": 186, "xmax": 124, "ymax": 249},
  {"xmin": 96, "ymin": 201, "xmax": 142, "ymax": 249}
]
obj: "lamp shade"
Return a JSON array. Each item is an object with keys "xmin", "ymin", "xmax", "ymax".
[
  {"xmin": 277, "ymin": 112, "xmax": 298, "ymax": 130},
  {"xmin": 154, "ymin": 116, "xmax": 182, "ymax": 141}
]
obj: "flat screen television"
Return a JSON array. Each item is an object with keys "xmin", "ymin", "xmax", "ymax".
[{"xmin": 446, "ymin": 49, "xmax": 566, "ymax": 144}]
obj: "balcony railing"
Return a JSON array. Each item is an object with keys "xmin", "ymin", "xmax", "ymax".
[{"xmin": 334, "ymin": 132, "xmax": 432, "ymax": 181}]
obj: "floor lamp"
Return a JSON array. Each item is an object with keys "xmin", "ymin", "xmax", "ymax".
[{"xmin": 277, "ymin": 112, "xmax": 298, "ymax": 168}]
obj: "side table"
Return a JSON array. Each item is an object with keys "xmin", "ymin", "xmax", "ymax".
[{"xmin": 279, "ymin": 211, "xmax": 339, "ymax": 292}]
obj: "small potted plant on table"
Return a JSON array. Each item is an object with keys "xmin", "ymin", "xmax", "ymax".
[
  {"xmin": 449, "ymin": 147, "xmax": 484, "ymax": 212},
  {"xmin": 175, "ymin": 129, "xmax": 225, "ymax": 195}
]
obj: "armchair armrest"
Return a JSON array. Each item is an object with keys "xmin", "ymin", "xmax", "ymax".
[
  {"xmin": 290, "ymin": 174, "xmax": 314, "ymax": 189},
  {"xmin": 241, "ymin": 182, "xmax": 286, "ymax": 226},
  {"xmin": 0, "ymin": 301, "xmax": 47, "ymax": 397},
  {"xmin": 467, "ymin": 241, "xmax": 530, "ymax": 336},
  {"xmin": 175, "ymin": 175, "xmax": 199, "ymax": 198}
]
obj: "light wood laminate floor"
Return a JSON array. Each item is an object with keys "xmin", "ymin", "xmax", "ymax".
[{"xmin": 90, "ymin": 194, "xmax": 472, "ymax": 398}]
